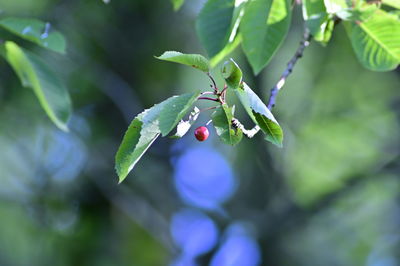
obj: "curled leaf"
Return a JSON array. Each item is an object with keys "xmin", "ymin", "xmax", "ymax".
[{"xmin": 155, "ymin": 51, "xmax": 210, "ymax": 72}]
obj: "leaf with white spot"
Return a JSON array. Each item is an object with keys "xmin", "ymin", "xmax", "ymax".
[
  {"xmin": 170, "ymin": 107, "xmax": 200, "ymax": 138},
  {"xmin": 115, "ymin": 91, "xmax": 201, "ymax": 182},
  {"xmin": 235, "ymin": 83, "xmax": 283, "ymax": 146}
]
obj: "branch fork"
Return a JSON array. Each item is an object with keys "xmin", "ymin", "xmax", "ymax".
[
  {"xmin": 233, "ymin": 29, "xmax": 311, "ymax": 138},
  {"xmin": 196, "ymin": 29, "xmax": 311, "ymax": 138}
]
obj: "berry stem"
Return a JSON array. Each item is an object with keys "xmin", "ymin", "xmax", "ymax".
[
  {"xmin": 220, "ymin": 84, "xmax": 228, "ymax": 102},
  {"xmin": 198, "ymin": 97, "xmax": 219, "ymax": 102},
  {"xmin": 206, "ymin": 72, "xmax": 218, "ymax": 94}
]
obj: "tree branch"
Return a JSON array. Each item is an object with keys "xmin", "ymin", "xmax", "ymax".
[
  {"xmin": 267, "ymin": 29, "xmax": 311, "ymax": 109},
  {"xmin": 233, "ymin": 29, "xmax": 311, "ymax": 138},
  {"xmin": 198, "ymin": 96, "xmax": 219, "ymax": 102}
]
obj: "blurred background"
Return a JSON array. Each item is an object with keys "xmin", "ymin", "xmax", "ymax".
[{"xmin": 0, "ymin": 0, "xmax": 399, "ymax": 265}]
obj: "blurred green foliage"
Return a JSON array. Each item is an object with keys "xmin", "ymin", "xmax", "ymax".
[{"xmin": 0, "ymin": 0, "xmax": 399, "ymax": 265}]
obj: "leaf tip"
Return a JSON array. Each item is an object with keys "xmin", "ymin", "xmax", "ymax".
[
  {"xmin": 154, "ymin": 51, "xmax": 173, "ymax": 60},
  {"xmin": 54, "ymin": 120, "xmax": 69, "ymax": 132},
  {"xmin": 116, "ymin": 167, "xmax": 127, "ymax": 184},
  {"xmin": 265, "ymin": 135, "xmax": 283, "ymax": 148},
  {"xmin": 252, "ymin": 66, "xmax": 263, "ymax": 76}
]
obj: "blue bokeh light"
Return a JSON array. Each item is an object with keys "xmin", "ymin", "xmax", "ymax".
[
  {"xmin": 43, "ymin": 129, "xmax": 87, "ymax": 183},
  {"xmin": 170, "ymin": 208, "xmax": 218, "ymax": 257},
  {"xmin": 173, "ymin": 146, "xmax": 236, "ymax": 210},
  {"xmin": 170, "ymin": 254, "xmax": 198, "ymax": 266},
  {"xmin": 210, "ymin": 223, "xmax": 261, "ymax": 266},
  {"xmin": 0, "ymin": 115, "xmax": 89, "ymax": 199}
]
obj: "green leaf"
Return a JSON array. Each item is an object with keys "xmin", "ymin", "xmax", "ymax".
[
  {"xmin": 302, "ymin": 0, "xmax": 327, "ymax": 33},
  {"xmin": 1, "ymin": 41, "xmax": 71, "ymax": 131},
  {"xmin": 171, "ymin": 0, "xmax": 185, "ymax": 10},
  {"xmin": 159, "ymin": 91, "xmax": 202, "ymax": 136},
  {"xmin": 170, "ymin": 107, "xmax": 200, "ymax": 138},
  {"xmin": 320, "ymin": 19, "xmax": 334, "ymax": 44},
  {"xmin": 210, "ymin": 33, "xmax": 242, "ymax": 67},
  {"xmin": 155, "ymin": 51, "xmax": 210, "ymax": 72},
  {"xmin": 303, "ymin": 0, "xmax": 326, "ymax": 17},
  {"xmin": 324, "ymin": 0, "xmax": 348, "ymax": 14},
  {"xmin": 212, "ymin": 104, "xmax": 243, "ymax": 145},
  {"xmin": 207, "ymin": 1, "xmax": 247, "ymax": 67},
  {"xmin": 382, "ymin": 0, "xmax": 400, "ymax": 9},
  {"xmin": 302, "ymin": 0, "xmax": 333, "ymax": 44},
  {"xmin": 0, "ymin": 17, "xmax": 66, "ymax": 54},
  {"xmin": 196, "ymin": 0, "xmax": 236, "ymax": 58},
  {"xmin": 335, "ymin": 4, "xmax": 378, "ymax": 21},
  {"xmin": 252, "ymin": 111, "xmax": 283, "ymax": 147},
  {"xmin": 115, "ymin": 109, "xmax": 161, "ymax": 183},
  {"xmin": 115, "ymin": 91, "xmax": 201, "ymax": 182},
  {"xmin": 221, "ymin": 58, "xmax": 243, "ymax": 89},
  {"xmin": 324, "ymin": 0, "xmax": 379, "ymax": 21},
  {"xmin": 235, "ymin": 82, "xmax": 283, "ymax": 146},
  {"xmin": 220, "ymin": 59, "xmax": 283, "ymax": 146},
  {"xmin": 344, "ymin": 10, "xmax": 400, "ymax": 71},
  {"xmin": 241, "ymin": 0, "xmax": 292, "ymax": 74}
]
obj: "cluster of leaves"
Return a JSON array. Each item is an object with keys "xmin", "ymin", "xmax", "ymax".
[
  {"xmin": 0, "ymin": 17, "xmax": 71, "ymax": 130},
  {"xmin": 172, "ymin": 0, "xmax": 400, "ymax": 73},
  {"xmin": 117, "ymin": 0, "xmax": 400, "ymax": 182},
  {"xmin": 115, "ymin": 52, "xmax": 283, "ymax": 182}
]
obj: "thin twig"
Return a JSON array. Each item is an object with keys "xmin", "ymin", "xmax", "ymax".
[
  {"xmin": 220, "ymin": 84, "xmax": 227, "ymax": 95},
  {"xmin": 198, "ymin": 96, "xmax": 219, "ymax": 102},
  {"xmin": 233, "ymin": 29, "xmax": 312, "ymax": 138},
  {"xmin": 220, "ymin": 84, "xmax": 228, "ymax": 102},
  {"xmin": 207, "ymin": 72, "xmax": 218, "ymax": 94}
]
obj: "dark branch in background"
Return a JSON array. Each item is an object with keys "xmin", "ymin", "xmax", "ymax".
[
  {"xmin": 233, "ymin": 29, "xmax": 312, "ymax": 138},
  {"xmin": 267, "ymin": 29, "xmax": 311, "ymax": 109}
]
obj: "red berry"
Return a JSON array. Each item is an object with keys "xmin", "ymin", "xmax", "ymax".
[{"xmin": 194, "ymin": 126, "xmax": 209, "ymax": 142}]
